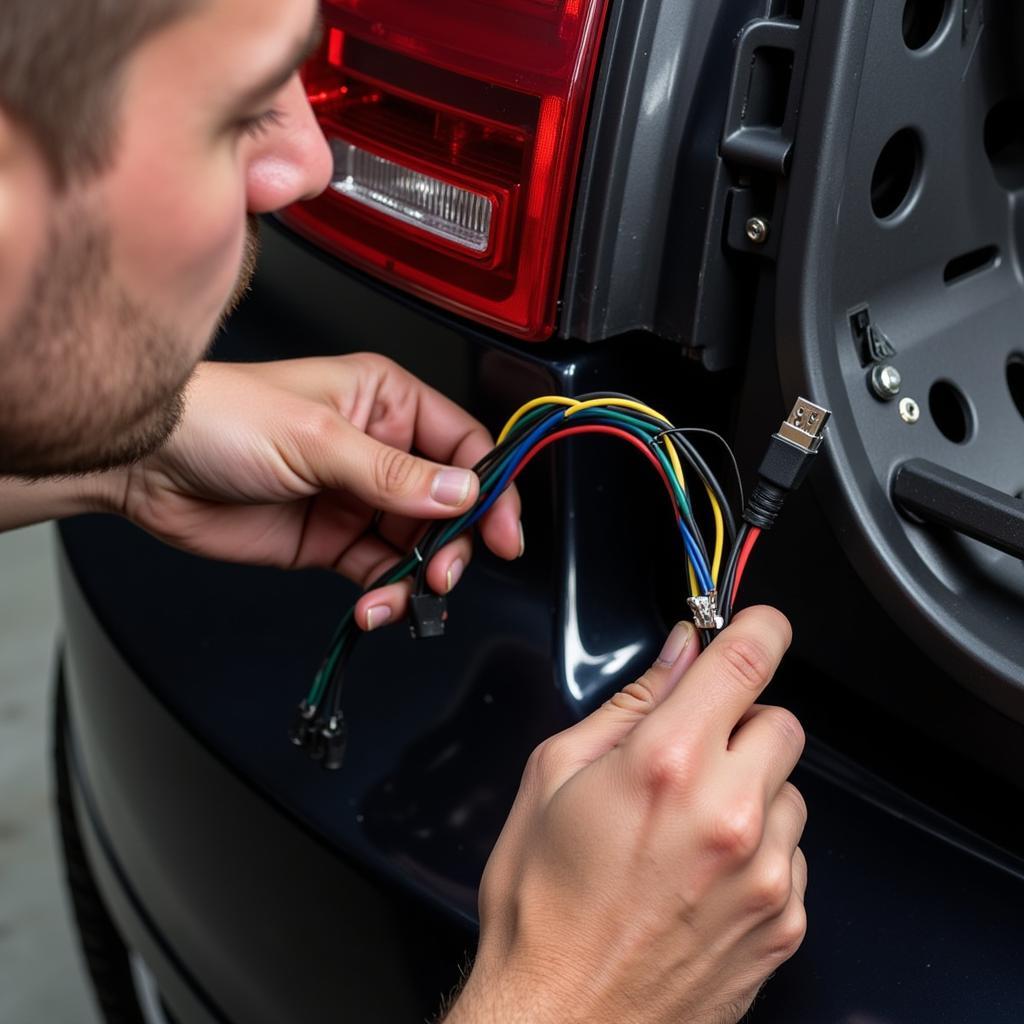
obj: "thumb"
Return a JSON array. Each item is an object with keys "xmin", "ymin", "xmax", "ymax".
[
  {"xmin": 316, "ymin": 417, "xmax": 481, "ymax": 518},
  {"xmin": 541, "ymin": 621, "xmax": 701, "ymax": 790}
]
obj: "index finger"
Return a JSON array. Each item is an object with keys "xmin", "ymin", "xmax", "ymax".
[{"xmin": 627, "ymin": 605, "xmax": 792, "ymax": 753}]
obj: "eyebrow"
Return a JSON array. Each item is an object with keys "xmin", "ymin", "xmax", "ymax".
[{"xmin": 236, "ymin": 11, "xmax": 324, "ymax": 108}]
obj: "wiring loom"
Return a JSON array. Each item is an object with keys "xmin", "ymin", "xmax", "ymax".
[{"xmin": 291, "ymin": 392, "xmax": 830, "ymax": 769}]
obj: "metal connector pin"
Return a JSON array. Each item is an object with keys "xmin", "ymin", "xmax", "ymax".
[
  {"xmin": 776, "ymin": 398, "xmax": 831, "ymax": 452},
  {"xmin": 687, "ymin": 592, "xmax": 724, "ymax": 631}
]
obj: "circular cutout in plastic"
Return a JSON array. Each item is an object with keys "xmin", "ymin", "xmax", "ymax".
[
  {"xmin": 871, "ymin": 128, "xmax": 921, "ymax": 220},
  {"xmin": 985, "ymin": 99, "xmax": 1024, "ymax": 191},
  {"xmin": 1007, "ymin": 354, "xmax": 1024, "ymax": 420},
  {"xmin": 928, "ymin": 380, "xmax": 972, "ymax": 443},
  {"xmin": 902, "ymin": 0, "xmax": 947, "ymax": 50}
]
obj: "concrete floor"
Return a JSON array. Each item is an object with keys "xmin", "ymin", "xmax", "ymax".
[{"xmin": 0, "ymin": 524, "xmax": 102, "ymax": 1023}]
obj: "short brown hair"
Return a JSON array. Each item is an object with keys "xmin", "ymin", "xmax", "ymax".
[{"xmin": 1, "ymin": 0, "xmax": 198, "ymax": 185}]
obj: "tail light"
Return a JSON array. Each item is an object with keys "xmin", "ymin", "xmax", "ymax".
[{"xmin": 278, "ymin": 0, "xmax": 610, "ymax": 340}]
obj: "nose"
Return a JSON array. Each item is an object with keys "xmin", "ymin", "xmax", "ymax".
[{"xmin": 246, "ymin": 76, "xmax": 333, "ymax": 214}]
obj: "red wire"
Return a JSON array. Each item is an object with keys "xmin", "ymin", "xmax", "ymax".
[
  {"xmin": 507, "ymin": 425, "xmax": 677, "ymax": 510},
  {"xmin": 730, "ymin": 526, "xmax": 762, "ymax": 609}
]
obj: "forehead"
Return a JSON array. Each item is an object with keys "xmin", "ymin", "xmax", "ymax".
[{"xmin": 130, "ymin": 0, "xmax": 319, "ymax": 97}]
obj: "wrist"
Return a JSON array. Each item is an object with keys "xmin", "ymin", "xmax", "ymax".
[
  {"xmin": 0, "ymin": 468, "xmax": 126, "ymax": 532},
  {"xmin": 64, "ymin": 469, "xmax": 127, "ymax": 516},
  {"xmin": 80, "ymin": 466, "xmax": 131, "ymax": 516}
]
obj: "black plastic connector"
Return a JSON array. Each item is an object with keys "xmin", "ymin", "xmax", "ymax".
[
  {"xmin": 320, "ymin": 719, "xmax": 347, "ymax": 771},
  {"xmin": 289, "ymin": 703, "xmax": 316, "ymax": 748},
  {"xmin": 409, "ymin": 593, "xmax": 448, "ymax": 638},
  {"xmin": 744, "ymin": 398, "xmax": 831, "ymax": 530}
]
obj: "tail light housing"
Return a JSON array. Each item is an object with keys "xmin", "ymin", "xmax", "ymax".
[{"xmin": 278, "ymin": 0, "xmax": 610, "ymax": 340}]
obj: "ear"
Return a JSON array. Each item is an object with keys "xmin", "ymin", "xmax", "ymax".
[{"xmin": 0, "ymin": 106, "xmax": 52, "ymax": 334}]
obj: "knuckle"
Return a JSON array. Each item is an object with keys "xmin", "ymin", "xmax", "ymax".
[
  {"xmin": 351, "ymin": 351, "xmax": 399, "ymax": 380},
  {"xmin": 779, "ymin": 782, "xmax": 808, "ymax": 829},
  {"xmin": 705, "ymin": 799, "xmax": 764, "ymax": 861},
  {"xmin": 750, "ymin": 857, "xmax": 793, "ymax": 917},
  {"xmin": 526, "ymin": 735, "xmax": 569, "ymax": 782},
  {"xmin": 290, "ymin": 406, "xmax": 337, "ymax": 449},
  {"xmin": 641, "ymin": 742, "xmax": 700, "ymax": 796},
  {"xmin": 716, "ymin": 636, "xmax": 775, "ymax": 694},
  {"xmin": 767, "ymin": 902, "xmax": 807, "ymax": 961},
  {"xmin": 767, "ymin": 707, "xmax": 806, "ymax": 754},
  {"xmin": 374, "ymin": 446, "xmax": 420, "ymax": 497}
]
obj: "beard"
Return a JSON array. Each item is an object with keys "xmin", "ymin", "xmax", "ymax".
[{"xmin": 0, "ymin": 210, "xmax": 260, "ymax": 478}]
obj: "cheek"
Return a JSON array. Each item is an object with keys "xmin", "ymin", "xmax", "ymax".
[
  {"xmin": 0, "ymin": 145, "xmax": 52, "ymax": 338},
  {"xmin": 106, "ymin": 164, "xmax": 248, "ymax": 336}
]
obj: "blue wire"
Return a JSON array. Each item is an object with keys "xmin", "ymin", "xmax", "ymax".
[
  {"xmin": 678, "ymin": 519, "xmax": 714, "ymax": 592},
  {"xmin": 447, "ymin": 410, "xmax": 565, "ymax": 538}
]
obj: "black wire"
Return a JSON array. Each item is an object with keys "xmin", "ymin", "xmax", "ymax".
[
  {"xmin": 569, "ymin": 394, "xmax": 713, "ymax": 569},
  {"xmin": 326, "ymin": 636, "xmax": 357, "ymax": 721},
  {"xmin": 662, "ymin": 431, "xmax": 737, "ymax": 546},
  {"xmin": 675, "ymin": 427, "xmax": 745, "ymax": 511},
  {"xmin": 571, "ymin": 396, "xmax": 740, "ymax": 540},
  {"xmin": 654, "ymin": 428, "xmax": 742, "ymax": 542}
]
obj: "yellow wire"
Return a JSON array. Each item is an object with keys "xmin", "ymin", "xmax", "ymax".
[
  {"xmin": 497, "ymin": 396, "xmax": 580, "ymax": 444},
  {"xmin": 704, "ymin": 483, "xmax": 724, "ymax": 584},
  {"xmin": 564, "ymin": 399, "xmax": 689, "ymax": 496},
  {"xmin": 497, "ymin": 394, "xmax": 725, "ymax": 590},
  {"xmin": 687, "ymin": 562, "xmax": 700, "ymax": 598}
]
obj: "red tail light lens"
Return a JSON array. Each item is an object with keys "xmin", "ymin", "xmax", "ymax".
[{"xmin": 278, "ymin": 0, "xmax": 610, "ymax": 340}]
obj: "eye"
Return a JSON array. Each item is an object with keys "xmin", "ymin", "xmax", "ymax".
[{"xmin": 239, "ymin": 108, "xmax": 285, "ymax": 140}]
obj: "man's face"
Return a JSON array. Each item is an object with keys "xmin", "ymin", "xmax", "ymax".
[{"xmin": 0, "ymin": 0, "xmax": 332, "ymax": 476}]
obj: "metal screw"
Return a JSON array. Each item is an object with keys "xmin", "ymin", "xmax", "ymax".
[
  {"xmin": 870, "ymin": 363, "xmax": 902, "ymax": 400},
  {"xmin": 745, "ymin": 216, "xmax": 769, "ymax": 244},
  {"xmin": 898, "ymin": 396, "xmax": 920, "ymax": 424}
]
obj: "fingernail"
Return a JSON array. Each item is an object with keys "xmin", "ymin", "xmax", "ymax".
[
  {"xmin": 446, "ymin": 558, "xmax": 464, "ymax": 594},
  {"xmin": 431, "ymin": 468, "xmax": 473, "ymax": 507},
  {"xmin": 365, "ymin": 605, "xmax": 392, "ymax": 631},
  {"xmin": 656, "ymin": 621, "xmax": 695, "ymax": 665},
  {"xmin": 518, "ymin": 522, "xmax": 526, "ymax": 558}
]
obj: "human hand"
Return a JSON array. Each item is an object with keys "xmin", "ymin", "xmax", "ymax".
[
  {"xmin": 447, "ymin": 606, "xmax": 806, "ymax": 1024},
  {"xmin": 108, "ymin": 355, "xmax": 522, "ymax": 624}
]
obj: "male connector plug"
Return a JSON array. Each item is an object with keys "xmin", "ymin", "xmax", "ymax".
[
  {"xmin": 409, "ymin": 593, "xmax": 448, "ymax": 638},
  {"xmin": 289, "ymin": 702, "xmax": 347, "ymax": 769},
  {"xmin": 289, "ymin": 701, "xmax": 317, "ymax": 748},
  {"xmin": 743, "ymin": 398, "xmax": 831, "ymax": 530},
  {"xmin": 305, "ymin": 716, "xmax": 347, "ymax": 770}
]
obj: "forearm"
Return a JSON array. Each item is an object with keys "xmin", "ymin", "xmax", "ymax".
[
  {"xmin": 439, "ymin": 961, "xmax": 566, "ymax": 1024},
  {"xmin": 0, "ymin": 472, "xmax": 119, "ymax": 532}
]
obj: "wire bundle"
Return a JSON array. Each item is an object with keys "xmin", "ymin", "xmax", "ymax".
[{"xmin": 291, "ymin": 391, "xmax": 761, "ymax": 769}]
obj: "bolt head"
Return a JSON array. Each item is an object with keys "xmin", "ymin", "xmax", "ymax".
[
  {"xmin": 898, "ymin": 396, "xmax": 920, "ymax": 424},
  {"xmin": 745, "ymin": 217, "xmax": 769, "ymax": 244},
  {"xmin": 870, "ymin": 363, "xmax": 902, "ymax": 399}
]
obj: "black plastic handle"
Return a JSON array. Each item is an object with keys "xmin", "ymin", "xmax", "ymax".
[{"xmin": 892, "ymin": 459, "xmax": 1024, "ymax": 559}]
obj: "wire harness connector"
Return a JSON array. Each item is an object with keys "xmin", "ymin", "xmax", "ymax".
[
  {"xmin": 687, "ymin": 592, "xmax": 724, "ymax": 630},
  {"xmin": 743, "ymin": 399, "xmax": 831, "ymax": 531},
  {"xmin": 409, "ymin": 593, "xmax": 448, "ymax": 638}
]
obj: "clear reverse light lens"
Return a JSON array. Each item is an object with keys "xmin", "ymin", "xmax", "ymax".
[{"xmin": 330, "ymin": 139, "xmax": 492, "ymax": 253}]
